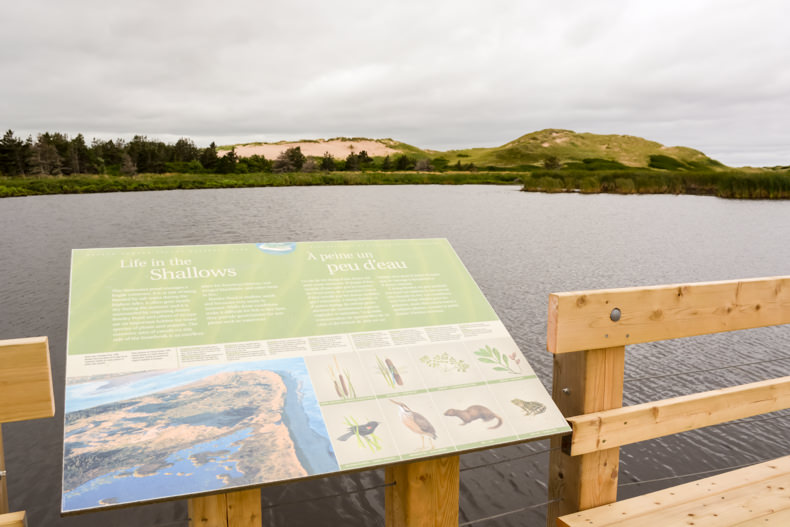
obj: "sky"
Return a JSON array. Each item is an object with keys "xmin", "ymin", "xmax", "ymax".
[{"xmin": 1, "ymin": 1, "xmax": 789, "ymax": 167}]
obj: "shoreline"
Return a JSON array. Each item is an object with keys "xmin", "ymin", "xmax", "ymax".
[
  {"xmin": 276, "ymin": 369, "xmax": 338, "ymax": 476},
  {"xmin": 2, "ymin": 169, "xmax": 789, "ymax": 199}
]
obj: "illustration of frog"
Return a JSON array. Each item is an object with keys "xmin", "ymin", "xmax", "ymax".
[{"xmin": 511, "ymin": 398, "xmax": 546, "ymax": 416}]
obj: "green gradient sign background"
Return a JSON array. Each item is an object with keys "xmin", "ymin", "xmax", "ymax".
[{"xmin": 68, "ymin": 239, "xmax": 499, "ymax": 355}]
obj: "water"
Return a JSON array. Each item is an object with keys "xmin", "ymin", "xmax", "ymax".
[{"xmin": 1, "ymin": 186, "xmax": 789, "ymax": 526}]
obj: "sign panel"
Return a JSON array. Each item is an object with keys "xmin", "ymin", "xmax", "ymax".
[{"xmin": 62, "ymin": 239, "xmax": 569, "ymax": 513}]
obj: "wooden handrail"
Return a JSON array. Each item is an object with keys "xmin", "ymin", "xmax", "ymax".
[
  {"xmin": 566, "ymin": 376, "xmax": 790, "ymax": 455},
  {"xmin": 546, "ymin": 276, "xmax": 790, "ymax": 526},
  {"xmin": 548, "ymin": 276, "xmax": 790, "ymax": 354}
]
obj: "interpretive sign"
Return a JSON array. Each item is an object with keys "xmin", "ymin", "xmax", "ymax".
[{"xmin": 62, "ymin": 239, "xmax": 569, "ymax": 513}]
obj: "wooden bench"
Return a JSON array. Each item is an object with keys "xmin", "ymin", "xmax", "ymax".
[
  {"xmin": 0, "ymin": 337, "xmax": 55, "ymax": 526},
  {"xmin": 544, "ymin": 277, "xmax": 790, "ymax": 526}
]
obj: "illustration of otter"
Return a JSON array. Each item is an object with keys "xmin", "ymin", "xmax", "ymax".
[{"xmin": 444, "ymin": 405, "xmax": 503, "ymax": 429}]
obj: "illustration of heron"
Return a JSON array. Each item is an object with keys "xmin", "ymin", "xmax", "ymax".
[{"xmin": 390, "ymin": 399, "xmax": 437, "ymax": 450}]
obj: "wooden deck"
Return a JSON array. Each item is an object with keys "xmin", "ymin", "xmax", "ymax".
[{"xmin": 558, "ymin": 455, "xmax": 790, "ymax": 526}]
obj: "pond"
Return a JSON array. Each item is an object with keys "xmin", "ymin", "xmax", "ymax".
[{"xmin": 1, "ymin": 185, "xmax": 789, "ymax": 526}]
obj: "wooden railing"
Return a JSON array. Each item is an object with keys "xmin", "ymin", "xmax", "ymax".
[
  {"xmin": 545, "ymin": 276, "xmax": 790, "ymax": 525},
  {"xmin": 0, "ymin": 337, "xmax": 56, "ymax": 527}
]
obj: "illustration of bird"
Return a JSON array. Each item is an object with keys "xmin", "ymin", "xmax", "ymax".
[
  {"xmin": 337, "ymin": 420, "xmax": 380, "ymax": 441},
  {"xmin": 390, "ymin": 399, "xmax": 437, "ymax": 450}
]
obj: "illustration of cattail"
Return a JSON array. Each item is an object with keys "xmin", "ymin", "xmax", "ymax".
[
  {"xmin": 334, "ymin": 380, "xmax": 343, "ymax": 397},
  {"xmin": 339, "ymin": 374, "xmax": 349, "ymax": 396},
  {"xmin": 344, "ymin": 369, "xmax": 357, "ymax": 398},
  {"xmin": 386, "ymin": 358, "xmax": 403, "ymax": 385}
]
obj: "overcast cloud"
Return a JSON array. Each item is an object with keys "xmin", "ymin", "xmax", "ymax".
[{"xmin": 1, "ymin": 1, "xmax": 789, "ymax": 166}]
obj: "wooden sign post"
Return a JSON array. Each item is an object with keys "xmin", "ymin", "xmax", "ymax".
[{"xmin": 385, "ymin": 456, "xmax": 460, "ymax": 527}]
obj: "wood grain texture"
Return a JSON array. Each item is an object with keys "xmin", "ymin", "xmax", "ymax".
[
  {"xmin": 546, "ymin": 347, "xmax": 624, "ymax": 526},
  {"xmin": 189, "ymin": 494, "xmax": 228, "ymax": 527},
  {"xmin": 0, "ymin": 425, "xmax": 7, "ymax": 514},
  {"xmin": 732, "ymin": 506, "xmax": 790, "ymax": 526},
  {"xmin": 0, "ymin": 511, "xmax": 26, "ymax": 527},
  {"xmin": 226, "ymin": 489, "xmax": 261, "ymax": 527},
  {"xmin": 385, "ymin": 456, "xmax": 460, "ymax": 527},
  {"xmin": 547, "ymin": 276, "xmax": 790, "ymax": 354},
  {"xmin": 557, "ymin": 454, "xmax": 790, "ymax": 527},
  {"xmin": 0, "ymin": 337, "xmax": 55, "ymax": 424},
  {"xmin": 568, "ymin": 376, "xmax": 790, "ymax": 455}
]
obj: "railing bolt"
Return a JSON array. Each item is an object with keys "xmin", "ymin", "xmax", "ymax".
[
  {"xmin": 610, "ymin": 308, "xmax": 622, "ymax": 322},
  {"xmin": 0, "ymin": 470, "xmax": 6, "ymax": 479},
  {"xmin": 562, "ymin": 388, "xmax": 571, "ymax": 395}
]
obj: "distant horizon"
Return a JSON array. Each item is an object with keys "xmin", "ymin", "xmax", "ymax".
[{"xmin": 4, "ymin": 126, "xmax": 783, "ymax": 168}]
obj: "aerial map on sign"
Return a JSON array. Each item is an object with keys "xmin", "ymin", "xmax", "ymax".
[{"xmin": 62, "ymin": 239, "xmax": 569, "ymax": 513}]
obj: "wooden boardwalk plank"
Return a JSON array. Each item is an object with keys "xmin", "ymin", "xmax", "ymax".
[
  {"xmin": 558, "ymin": 455, "xmax": 790, "ymax": 527},
  {"xmin": 731, "ymin": 506, "xmax": 790, "ymax": 526}
]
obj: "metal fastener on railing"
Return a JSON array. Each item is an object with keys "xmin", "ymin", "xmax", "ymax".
[{"xmin": 0, "ymin": 470, "xmax": 6, "ymax": 479}]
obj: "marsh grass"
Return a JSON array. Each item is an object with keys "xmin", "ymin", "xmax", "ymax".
[{"xmin": 2, "ymin": 168, "xmax": 789, "ymax": 199}]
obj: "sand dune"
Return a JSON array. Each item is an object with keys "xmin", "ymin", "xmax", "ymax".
[{"xmin": 222, "ymin": 139, "xmax": 399, "ymax": 159}]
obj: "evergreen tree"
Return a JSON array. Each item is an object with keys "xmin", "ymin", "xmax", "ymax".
[
  {"xmin": 395, "ymin": 154, "xmax": 413, "ymax": 170},
  {"xmin": 345, "ymin": 152, "xmax": 360, "ymax": 171},
  {"xmin": 320, "ymin": 152, "xmax": 335, "ymax": 171},
  {"xmin": 173, "ymin": 138, "xmax": 199, "ymax": 162},
  {"xmin": 0, "ymin": 130, "xmax": 30, "ymax": 176},
  {"xmin": 200, "ymin": 142, "xmax": 219, "ymax": 170},
  {"xmin": 215, "ymin": 148, "xmax": 238, "ymax": 174},
  {"xmin": 357, "ymin": 150, "xmax": 372, "ymax": 167},
  {"xmin": 381, "ymin": 155, "xmax": 391, "ymax": 170}
]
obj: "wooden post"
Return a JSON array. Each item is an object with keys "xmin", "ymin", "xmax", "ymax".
[
  {"xmin": 546, "ymin": 346, "xmax": 624, "ymax": 526},
  {"xmin": 0, "ymin": 425, "xmax": 7, "ymax": 514},
  {"xmin": 385, "ymin": 456, "xmax": 460, "ymax": 527},
  {"xmin": 188, "ymin": 489, "xmax": 262, "ymax": 527}
]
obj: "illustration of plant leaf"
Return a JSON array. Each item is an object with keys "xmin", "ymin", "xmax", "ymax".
[
  {"xmin": 473, "ymin": 350, "xmax": 490, "ymax": 357},
  {"xmin": 502, "ymin": 355, "xmax": 509, "ymax": 367},
  {"xmin": 478, "ymin": 358, "xmax": 497, "ymax": 364},
  {"xmin": 493, "ymin": 367, "xmax": 508, "ymax": 372},
  {"xmin": 491, "ymin": 347, "xmax": 501, "ymax": 362}
]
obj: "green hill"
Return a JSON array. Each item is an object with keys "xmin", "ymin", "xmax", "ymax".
[{"xmin": 442, "ymin": 129, "xmax": 724, "ymax": 170}]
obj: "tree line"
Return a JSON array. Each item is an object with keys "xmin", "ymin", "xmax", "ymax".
[{"xmin": 0, "ymin": 130, "xmax": 477, "ymax": 177}]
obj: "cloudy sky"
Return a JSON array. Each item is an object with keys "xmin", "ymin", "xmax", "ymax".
[{"xmin": 2, "ymin": 1, "xmax": 789, "ymax": 166}]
